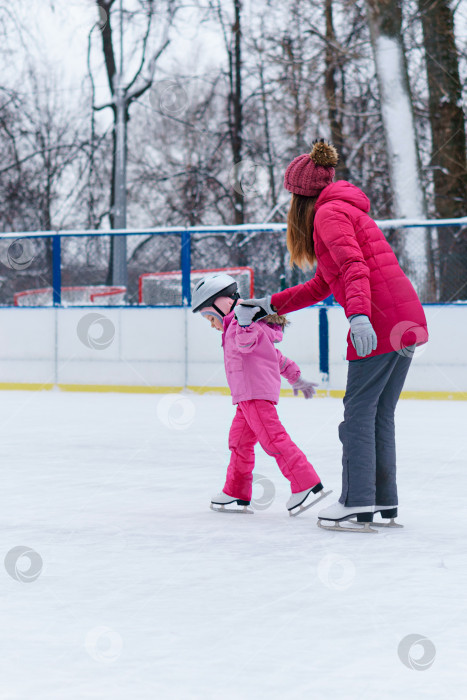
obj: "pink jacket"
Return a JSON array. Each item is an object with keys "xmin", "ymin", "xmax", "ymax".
[
  {"xmin": 222, "ymin": 311, "xmax": 300, "ymax": 404},
  {"xmin": 271, "ymin": 181, "xmax": 429, "ymax": 361}
]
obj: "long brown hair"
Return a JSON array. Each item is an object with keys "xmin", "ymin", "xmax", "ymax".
[{"xmin": 286, "ymin": 193, "xmax": 318, "ymax": 269}]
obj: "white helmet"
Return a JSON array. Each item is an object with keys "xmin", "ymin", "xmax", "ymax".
[{"xmin": 191, "ymin": 273, "xmax": 239, "ymax": 313}]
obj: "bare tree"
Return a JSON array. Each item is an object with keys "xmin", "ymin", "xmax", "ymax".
[
  {"xmin": 324, "ymin": 0, "xmax": 350, "ymax": 179},
  {"xmin": 92, "ymin": 0, "xmax": 175, "ymax": 284},
  {"xmin": 365, "ymin": 0, "xmax": 434, "ymax": 298},
  {"xmin": 210, "ymin": 0, "xmax": 245, "ymax": 225},
  {"xmin": 418, "ymin": 0, "xmax": 467, "ymax": 300}
]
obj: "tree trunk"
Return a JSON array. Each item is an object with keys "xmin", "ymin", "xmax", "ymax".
[
  {"xmin": 419, "ymin": 0, "xmax": 467, "ymax": 301},
  {"xmin": 257, "ymin": 51, "xmax": 277, "ymax": 211},
  {"xmin": 229, "ymin": 0, "xmax": 244, "ymax": 226},
  {"xmin": 324, "ymin": 0, "xmax": 350, "ymax": 180},
  {"xmin": 106, "ymin": 103, "xmax": 128, "ymax": 286},
  {"xmin": 365, "ymin": 0, "xmax": 434, "ymax": 299},
  {"xmin": 97, "ymin": 0, "xmax": 159, "ymax": 290}
]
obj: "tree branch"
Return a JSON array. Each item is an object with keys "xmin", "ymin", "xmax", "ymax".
[
  {"xmin": 0, "ymin": 144, "xmax": 89, "ymax": 175},
  {"xmin": 127, "ymin": 38, "xmax": 170, "ymax": 103},
  {"xmin": 125, "ymin": 2, "xmax": 154, "ymax": 93}
]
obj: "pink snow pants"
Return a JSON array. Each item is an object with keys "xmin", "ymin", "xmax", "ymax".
[{"xmin": 224, "ymin": 399, "xmax": 320, "ymax": 502}]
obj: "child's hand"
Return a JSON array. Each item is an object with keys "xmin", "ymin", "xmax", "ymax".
[
  {"xmin": 235, "ymin": 296, "xmax": 275, "ymax": 325},
  {"xmin": 292, "ymin": 377, "xmax": 318, "ymax": 399}
]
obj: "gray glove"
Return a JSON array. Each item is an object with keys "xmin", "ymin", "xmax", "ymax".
[
  {"xmin": 234, "ymin": 296, "xmax": 276, "ymax": 326},
  {"xmin": 291, "ymin": 377, "xmax": 318, "ymax": 399},
  {"xmin": 235, "ymin": 305, "xmax": 261, "ymax": 327},
  {"xmin": 349, "ymin": 315, "xmax": 377, "ymax": 357}
]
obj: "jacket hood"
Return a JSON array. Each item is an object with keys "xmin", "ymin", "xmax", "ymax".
[
  {"xmin": 222, "ymin": 311, "xmax": 283, "ymax": 346},
  {"xmin": 315, "ymin": 180, "xmax": 370, "ymax": 213},
  {"xmin": 260, "ymin": 320, "xmax": 283, "ymax": 344}
]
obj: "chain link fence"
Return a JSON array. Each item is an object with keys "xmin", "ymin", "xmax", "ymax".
[{"xmin": 0, "ymin": 221, "xmax": 466, "ymax": 306}]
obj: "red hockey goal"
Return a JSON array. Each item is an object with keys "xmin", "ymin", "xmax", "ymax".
[
  {"xmin": 138, "ymin": 267, "xmax": 254, "ymax": 306},
  {"xmin": 14, "ymin": 286, "xmax": 127, "ymax": 306}
]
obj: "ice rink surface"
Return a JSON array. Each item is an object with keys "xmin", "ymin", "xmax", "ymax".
[{"xmin": 0, "ymin": 389, "xmax": 466, "ymax": 700}]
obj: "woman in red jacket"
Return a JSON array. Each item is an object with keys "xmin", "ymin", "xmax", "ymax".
[{"xmin": 235, "ymin": 140, "xmax": 428, "ymax": 532}]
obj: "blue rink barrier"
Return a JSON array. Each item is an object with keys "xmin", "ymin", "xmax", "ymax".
[
  {"xmin": 1, "ymin": 217, "xmax": 466, "ymax": 390},
  {"xmin": 1, "ymin": 217, "xmax": 466, "ymax": 306}
]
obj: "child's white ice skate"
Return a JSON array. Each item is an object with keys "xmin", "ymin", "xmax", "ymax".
[
  {"xmin": 287, "ymin": 482, "xmax": 332, "ymax": 517},
  {"xmin": 317, "ymin": 501, "xmax": 377, "ymax": 533},
  {"xmin": 210, "ymin": 491, "xmax": 253, "ymax": 514}
]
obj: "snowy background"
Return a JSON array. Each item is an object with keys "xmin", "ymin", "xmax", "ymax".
[
  {"xmin": 1, "ymin": 1, "xmax": 466, "ymax": 303},
  {"xmin": 1, "ymin": 2, "xmax": 467, "ymax": 696},
  {"xmin": 1, "ymin": 390, "xmax": 465, "ymax": 699}
]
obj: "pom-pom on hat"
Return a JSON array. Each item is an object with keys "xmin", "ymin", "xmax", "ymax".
[{"xmin": 284, "ymin": 139, "xmax": 339, "ymax": 196}]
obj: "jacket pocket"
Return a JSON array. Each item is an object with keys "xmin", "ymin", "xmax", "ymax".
[{"xmin": 228, "ymin": 357, "xmax": 243, "ymax": 372}]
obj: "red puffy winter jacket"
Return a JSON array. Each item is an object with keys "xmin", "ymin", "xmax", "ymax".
[{"xmin": 271, "ymin": 180, "xmax": 428, "ymax": 361}]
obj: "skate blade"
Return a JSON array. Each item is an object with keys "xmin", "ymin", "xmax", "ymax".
[
  {"xmin": 372, "ymin": 518, "xmax": 403, "ymax": 528},
  {"xmin": 210, "ymin": 504, "xmax": 254, "ymax": 514},
  {"xmin": 348, "ymin": 517, "xmax": 403, "ymax": 529},
  {"xmin": 289, "ymin": 489, "xmax": 333, "ymax": 517},
  {"xmin": 317, "ymin": 518, "xmax": 378, "ymax": 534}
]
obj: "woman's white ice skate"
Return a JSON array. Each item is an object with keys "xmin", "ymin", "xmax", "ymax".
[
  {"xmin": 317, "ymin": 501, "xmax": 377, "ymax": 533},
  {"xmin": 370, "ymin": 506, "xmax": 403, "ymax": 528},
  {"xmin": 210, "ymin": 491, "xmax": 253, "ymax": 514},
  {"xmin": 287, "ymin": 483, "xmax": 332, "ymax": 517}
]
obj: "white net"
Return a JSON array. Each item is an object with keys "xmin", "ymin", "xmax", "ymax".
[
  {"xmin": 139, "ymin": 267, "xmax": 254, "ymax": 306},
  {"xmin": 14, "ymin": 286, "xmax": 127, "ymax": 307}
]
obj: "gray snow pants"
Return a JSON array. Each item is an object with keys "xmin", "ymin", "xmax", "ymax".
[{"xmin": 338, "ymin": 347, "xmax": 414, "ymax": 507}]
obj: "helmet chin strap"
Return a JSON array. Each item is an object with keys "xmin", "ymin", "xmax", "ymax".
[{"xmin": 212, "ymin": 296, "xmax": 238, "ymax": 318}]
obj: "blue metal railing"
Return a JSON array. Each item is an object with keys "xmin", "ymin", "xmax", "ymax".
[
  {"xmin": 0, "ymin": 223, "xmax": 289, "ymax": 307},
  {"xmin": 52, "ymin": 236, "xmax": 61, "ymax": 306},
  {"xmin": 1, "ymin": 216, "xmax": 466, "ymax": 311}
]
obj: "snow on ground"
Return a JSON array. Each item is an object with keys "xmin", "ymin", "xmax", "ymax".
[{"xmin": 0, "ymin": 390, "xmax": 466, "ymax": 700}]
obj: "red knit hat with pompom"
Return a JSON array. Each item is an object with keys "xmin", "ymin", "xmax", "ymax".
[{"xmin": 284, "ymin": 139, "xmax": 339, "ymax": 196}]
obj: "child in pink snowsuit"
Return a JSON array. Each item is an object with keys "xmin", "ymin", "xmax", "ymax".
[{"xmin": 192, "ymin": 273, "xmax": 328, "ymax": 514}]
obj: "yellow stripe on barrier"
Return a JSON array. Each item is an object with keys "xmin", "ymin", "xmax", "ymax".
[
  {"xmin": 400, "ymin": 390, "xmax": 467, "ymax": 401},
  {"xmin": 0, "ymin": 383, "xmax": 55, "ymax": 391},
  {"xmin": 0, "ymin": 383, "xmax": 466, "ymax": 401},
  {"xmin": 59, "ymin": 384, "xmax": 184, "ymax": 394}
]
